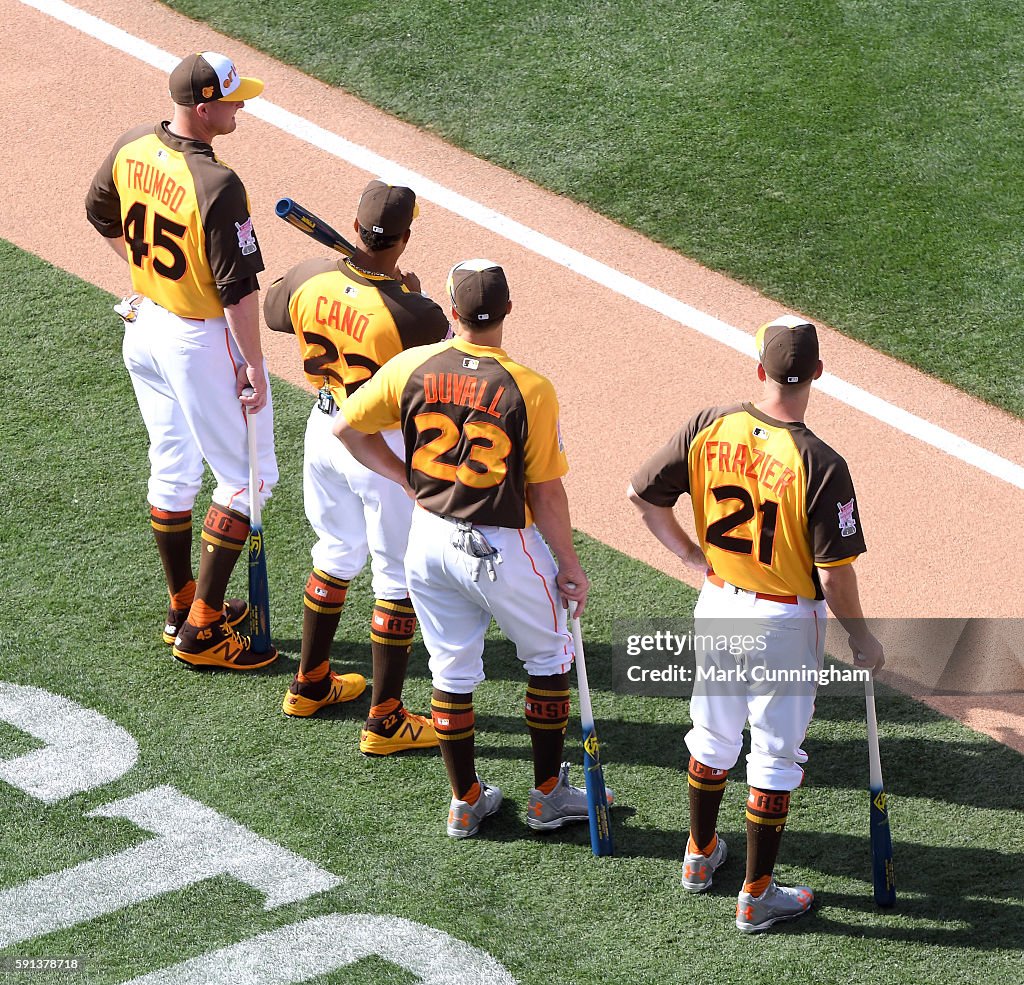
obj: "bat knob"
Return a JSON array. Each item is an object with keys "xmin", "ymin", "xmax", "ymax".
[{"xmin": 274, "ymin": 198, "xmax": 293, "ymax": 217}]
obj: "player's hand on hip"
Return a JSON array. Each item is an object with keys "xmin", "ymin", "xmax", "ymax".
[
  {"xmin": 559, "ymin": 568, "xmax": 590, "ymax": 618},
  {"xmin": 237, "ymin": 363, "xmax": 267, "ymax": 413},
  {"xmin": 851, "ymin": 633, "xmax": 885, "ymax": 671}
]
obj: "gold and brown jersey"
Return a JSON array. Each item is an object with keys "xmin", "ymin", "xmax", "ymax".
[
  {"xmin": 85, "ymin": 123, "xmax": 264, "ymax": 319},
  {"xmin": 263, "ymin": 256, "xmax": 449, "ymax": 422},
  {"xmin": 631, "ymin": 403, "xmax": 866, "ymax": 600},
  {"xmin": 343, "ymin": 338, "xmax": 568, "ymax": 527}
]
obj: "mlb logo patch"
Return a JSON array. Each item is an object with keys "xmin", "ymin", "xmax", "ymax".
[
  {"xmin": 373, "ymin": 614, "xmax": 386, "ymax": 627},
  {"xmin": 314, "ymin": 587, "xmax": 328, "ymax": 598},
  {"xmin": 345, "ymin": 286, "xmax": 358, "ymax": 298},
  {"xmin": 752, "ymin": 427, "xmax": 769, "ymax": 439},
  {"xmin": 462, "ymin": 357, "xmax": 480, "ymax": 370},
  {"xmin": 837, "ymin": 498, "xmax": 857, "ymax": 537},
  {"xmin": 235, "ymin": 217, "xmax": 257, "ymax": 256}
]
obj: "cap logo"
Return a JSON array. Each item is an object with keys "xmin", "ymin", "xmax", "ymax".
[
  {"xmin": 787, "ymin": 375, "xmax": 799, "ymax": 383},
  {"xmin": 222, "ymin": 66, "xmax": 236, "ymax": 90},
  {"xmin": 476, "ymin": 313, "xmax": 490, "ymax": 321},
  {"xmin": 202, "ymin": 85, "xmax": 215, "ymax": 99},
  {"xmin": 371, "ymin": 225, "xmax": 384, "ymax": 234}
]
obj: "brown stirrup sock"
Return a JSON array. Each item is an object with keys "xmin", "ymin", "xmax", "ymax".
[
  {"xmin": 150, "ymin": 507, "xmax": 194, "ymax": 596},
  {"xmin": 170, "ymin": 580, "xmax": 197, "ymax": 612},
  {"xmin": 368, "ymin": 598, "xmax": 417, "ymax": 707},
  {"xmin": 432, "ymin": 689, "xmax": 477, "ymax": 801},
  {"xmin": 192, "ymin": 503, "xmax": 249, "ymax": 616},
  {"xmin": 744, "ymin": 787, "xmax": 791, "ymax": 895},
  {"xmin": 525, "ymin": 674, "xmax": 570, "ymax": 788},
  {"xmin": 297, "ymin": 569, "xmax": 350, "ymax": 679},
  {"xmin": 291, "ymin": 659, "xmax": 331, "ymax": 700},
  {"xmin": 688, "ymin": 757, "xmax": 729, "ymax": 855}
]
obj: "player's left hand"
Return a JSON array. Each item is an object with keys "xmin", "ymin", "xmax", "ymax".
[
  {"xmin": 237, "ymin": 364, "xmax": 267, "ymax": 413},
  {"xmin": 398, "ymin": 269, "xmax": 422, "ymax": 293}
]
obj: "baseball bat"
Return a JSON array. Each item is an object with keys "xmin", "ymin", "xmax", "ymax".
[
  {"xmin": 568, "ymin": 600, "xmax": 614, "ymax": 856},
  {"xmin": 242, "ymin": 388, "xmax": 272, "ymax": 654},
  {"xmin": 865, "ymin": 671, "xmax": 896, "ymax": 907},
  {"xmin": 275, "ymin": 198, "xmax": 357, "ymax": 257}
]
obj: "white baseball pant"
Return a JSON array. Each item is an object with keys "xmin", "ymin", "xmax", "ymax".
[
  {"xmin": 121, "ymin": 298, "xmax": 277, "ymax": 517},
  {"xmin": 685, "ymin": 576, "xmax": 826, "ymax": 792},
  {"xmin": 304, "ymin": 407, "xmax": 411, "ymax": 598},
  {"xmin": 404, "ymin": 507, "xmax": 574, "ymax": 693}
]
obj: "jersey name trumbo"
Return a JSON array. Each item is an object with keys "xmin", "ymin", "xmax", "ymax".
[{"xmin": 122, "ymin": 159, "xmax": 186, "ymax": 214}]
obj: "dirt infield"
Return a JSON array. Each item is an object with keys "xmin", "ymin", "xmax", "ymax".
[{"xmin": 3, "ymin": 0, "xmax": 1023, "ymax": 748}]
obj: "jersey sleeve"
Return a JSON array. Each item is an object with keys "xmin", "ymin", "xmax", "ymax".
[
  {"xmin": 381, "ymin": 287, "xmax": 451, "ymax": 349},
  {"xmin": 85, "ymin": 124, "xmax": 151, "ymax": 238},
  {"xmin": 806, "ymin": 452, "xmax": 867, "ymax": 565},
  {"xmin": 263, "ymin": 258, "xmax": 338, "ymax": 335},
  {"xmin": 196, "ymin": 164, "xmax": 265, "ymax": 304},
  {"xmin": 342, "ymin": 349, "xmax": 415, "ymax": 433},
  {"xmin": 630, "ymin": 426, "xmax": 692, "ymax": 506},
  {"xmin": 522, "ymin": 376, "xmax": 568, "ymax": 483}
]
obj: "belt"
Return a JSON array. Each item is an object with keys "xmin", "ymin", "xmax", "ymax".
[{"xmin": 706, "ymin": 571, "xmax": 797, "ymax": 605}]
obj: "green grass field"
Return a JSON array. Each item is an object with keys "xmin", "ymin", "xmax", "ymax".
[
  {"xmin": 2, "ymin": 243, "xmax": 1022, "ymax": 983},
  {"xmin": 159, "ymin": 0, "xmax": 1024, "ymax": 417}
]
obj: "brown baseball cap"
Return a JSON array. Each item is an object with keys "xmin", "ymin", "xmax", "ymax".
[
  {"xmin": 169, "ymin": 52, "xmax": 264, "ymax": 106},
  {"xmin": 356, "ymin": 180, "xmax": 418, "ymax": 237},
  {"xmin": 756, "ymin": 314, "xmax": 820, "ymax": 384},
  {"xmin": 447, "ymin": 260, "xmax": 510, "ymax": 324}
]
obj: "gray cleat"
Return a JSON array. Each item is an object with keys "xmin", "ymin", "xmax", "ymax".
[
  {"xmin": 682, "ymin": 834, "xmax": 728, "ymax": 892},
  {"xmin": 447, "ymin": 779, "xmax": 503, "ymax": 839},
  {"xmin": 526, "ymin": 762, "xmax": 615, "ymax": 832},
  {"xmin": 735, "ymin": 879, "xmax": 814, "ymax": 933}
]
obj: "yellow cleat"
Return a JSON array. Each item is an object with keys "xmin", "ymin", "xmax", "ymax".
[
  {"xmin": 359, "ymin": 707, "xmax": 439, "ymax": 755},
  {"xmin": 282, "ymin": 672, "xmax": 367, "ymax": 717},
  {"xmin": 172, "ymin": 616, "xmax": 277, "ymax": 671},
  {"xmin": 163, "ymin": 598, "xmax": 248, "ymax": 645}
]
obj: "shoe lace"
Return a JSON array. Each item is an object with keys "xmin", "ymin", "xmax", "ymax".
[{"xmin": 226, "ymin": 625, "xmax": 252, "ymax": 648}]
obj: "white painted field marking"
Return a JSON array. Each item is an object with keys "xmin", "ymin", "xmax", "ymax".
[
  {"xmin": 0, "ymin": 785, "xmax": 342, "ymax": 949},
  {"xmin": 0, "ymin": 683, "xmax": 139, "ymax": 802},
  {"xmin": 18, "ymin": 0, "xmax": 1024, "ymax": 490},
  {"xmin": 121, "ymin": 914, "xmax": 518, "ymax": 985}
]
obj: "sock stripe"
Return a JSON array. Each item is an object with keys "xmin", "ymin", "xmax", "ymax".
[
  {"xmin": 527, "ymin": 720, "xmax": 569, "ymax": 731},
  {"xmin": 432, "ymin": 699, "xmax": 474, "ymax": 711},
  {"xmin": 201, "ymin": 504, "xmax": 249, "ymax": 550},
  {"xmin": 437, "ymin": 728, "xmax": 475, "ymax": 742},
  {"xmin": 526, "ymin": 686, "xmax": 571, "ymax": 698}
]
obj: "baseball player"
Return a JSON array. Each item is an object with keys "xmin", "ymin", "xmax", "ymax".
[
  {"xmin": 85, "ymin": 52, "xmax": 278, "ymax": 670},
  {"xmin": 628, "ymin": 315, "xmax": 884, "ymax": 932},
  {"xmin": 334, "ymin": 260, "xmax": 612, "ymax": 837},
  {"xmin": 264, "ymin": 180, "xmax": 448, "ymax": 751}
]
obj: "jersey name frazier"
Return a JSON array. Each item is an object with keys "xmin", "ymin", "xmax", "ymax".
[
  {"xmin": 421, "ymin": 372, "xmax": 505, "ymax": 420},
  {"xmin": 703, "ymin": 440, "xmax": 797, "ymax": 497},
  {"xmin": 122, "ymin": 160, "xmax": 187, "ymax": 214}
]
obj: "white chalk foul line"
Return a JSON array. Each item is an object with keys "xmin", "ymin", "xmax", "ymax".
[{"xmin": 23, "ymin": 0, "xmax": 1024, "ymax": 490}]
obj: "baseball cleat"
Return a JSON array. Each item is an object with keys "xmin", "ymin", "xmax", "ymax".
[
  {"xmin": 525, "ymin": 762, "xmax": 616, "ymax": 832},
  {"xmin": 359, "ymin": 706, "xmax": 439, "ymax": 755},
  {"xmin": 282, "ymin": 671, "xmax": 367, "ymax": 717},
  {"xmin": 172, "ymin": 616, "xmax": 277, "ymax": 670},
  {"xmin": 682, "ymin": 834, "xmax": 728, "ymax": 893},
  {"xmin": 735, "ymin": 880, "xmax": 814, "ymax": 933},
  {"xmin": 163, "ymin": 598, "xmax": 248, "ymax": 645},
  {"xmin": 447, "ymin": 779, "xmax": 503, "ymax": 839}
]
